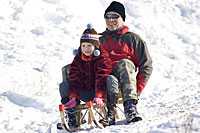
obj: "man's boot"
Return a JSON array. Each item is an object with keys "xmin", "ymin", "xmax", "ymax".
[
  {"xmin": 99, "ymin": 75, "xmax": 119, "ymax": 127},
  {"xmin": 99, "ymin": 91, "xmax": 119, "ymax": 127},
  {"xmin": 124, "ymin": 99, "xmax": 142, "ymax": 123}
]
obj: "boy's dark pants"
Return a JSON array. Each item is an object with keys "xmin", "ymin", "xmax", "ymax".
[{"xmin": 59, "ymin": 64, "xmax": 95, "ymax": 104}]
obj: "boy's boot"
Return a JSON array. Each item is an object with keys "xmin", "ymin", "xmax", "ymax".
[{"xmin": 67, "ymin": 108, "xmax": 78, "ymax": 128}]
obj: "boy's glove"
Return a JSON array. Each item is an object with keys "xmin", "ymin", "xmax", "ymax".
[
  {"xmin": 64, "ymin": 97, "xmax": 76, "ymax": 108},
  {"xmin": 93, "ymin": 97, "xmax": 104, "ymax": 107}
]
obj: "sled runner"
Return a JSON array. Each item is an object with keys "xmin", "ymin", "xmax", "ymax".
[{"xmin": 57, "ymin": 98, "xmax": 123, "ymax": 132}]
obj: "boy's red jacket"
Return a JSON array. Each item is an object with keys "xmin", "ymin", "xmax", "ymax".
[{"xmin": 69, "ymin": 46, "xmax": 112, "ymax": 100}]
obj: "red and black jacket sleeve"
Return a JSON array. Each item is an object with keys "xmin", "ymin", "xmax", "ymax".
[{"xmin": 130, "ymin": 33, "xmax": 153, "ymax": 94}]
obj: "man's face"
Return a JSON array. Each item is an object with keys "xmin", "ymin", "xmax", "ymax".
[{"xmin": 105, "ymin": 11, "xmax": 124, "ymax": 31}]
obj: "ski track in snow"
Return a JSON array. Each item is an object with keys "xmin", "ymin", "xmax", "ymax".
[{"xmin": 0, "ymin": 0, "xmax": 200, "ymax": 132}]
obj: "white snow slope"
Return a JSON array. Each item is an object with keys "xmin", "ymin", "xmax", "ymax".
[{"xmin": 0, "ymin": 0, "xmax": 200, "ymax": 133}]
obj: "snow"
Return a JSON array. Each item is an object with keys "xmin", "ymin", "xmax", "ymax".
[{"xmin": 0, "ymin": 0, "xmax": 200, "ymax": 132}]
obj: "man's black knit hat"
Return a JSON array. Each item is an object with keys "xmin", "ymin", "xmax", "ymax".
[{"xmin": 104, "ymin": 1, "xmax": 126, "ymax": 21}]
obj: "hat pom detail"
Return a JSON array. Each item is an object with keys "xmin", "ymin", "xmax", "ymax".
[
  {"xmin": 87, "ymin": 24, "xmax": 93, "ymax": 29},
  {"xmin": 94, "ymin": 50, "xmax": 100, "ymax": 56},
  {"xmin": 73, "ymin": 49, "xmax": 78, "ymax": 55}
]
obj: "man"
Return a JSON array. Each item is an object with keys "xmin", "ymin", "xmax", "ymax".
[{"xmin": 99, "ymin": 1, "xmax": 153, "ymax": 126}]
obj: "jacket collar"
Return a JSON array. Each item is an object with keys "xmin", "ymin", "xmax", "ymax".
[
  {"xmin": 81, "ymin": 53, "xmax": 94, "ymax": 61},
  {"xmin": 100, "ymin": 25, "xmax": 129, "ymax": 36}
]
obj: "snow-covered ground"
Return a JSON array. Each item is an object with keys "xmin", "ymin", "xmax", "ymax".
[{"xmin": 0, "ymin": 0, "xmax": 200, "ymax": 132}]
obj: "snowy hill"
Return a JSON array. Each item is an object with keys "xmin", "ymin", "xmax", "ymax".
[{"xmin": 0, "ymin": 0, "xmax": 200, "ymax": 132}]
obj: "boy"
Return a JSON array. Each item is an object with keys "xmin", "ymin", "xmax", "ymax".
[{"xmin": 60, "ymin": 24, "xmax": 112, "ymax": 128}]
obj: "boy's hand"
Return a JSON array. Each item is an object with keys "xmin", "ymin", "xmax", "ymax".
[
  {"xmin": 93, "ymin": 97, "xmax": 104, "ymax": 107},
  {"xmin": 64, "ymin": 97, "xmax": 77, "ymax": 108}
]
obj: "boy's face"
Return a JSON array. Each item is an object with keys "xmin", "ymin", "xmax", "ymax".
[{"xmin": 81, "ymin": 42, "xmax": 95, "ymax": 57}]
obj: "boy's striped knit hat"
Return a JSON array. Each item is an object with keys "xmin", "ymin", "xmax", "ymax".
[{"xmin": 80, "ymin": 24, "xmax": 100, "ymax": 49}]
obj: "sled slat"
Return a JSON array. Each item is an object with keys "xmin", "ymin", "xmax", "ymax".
[{"xmin": 58, "ymin": 98, "xmax": 123, "ymax": 131}]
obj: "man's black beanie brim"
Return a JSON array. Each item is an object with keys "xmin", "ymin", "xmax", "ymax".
[{"xmin": 104, "ymin": 1, "xmax": 126, "ymax": 21}]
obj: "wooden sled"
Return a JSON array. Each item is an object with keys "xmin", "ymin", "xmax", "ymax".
[{"xmin": 58, "ymin": 98, "xmax": 123, "ymax": 132}]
